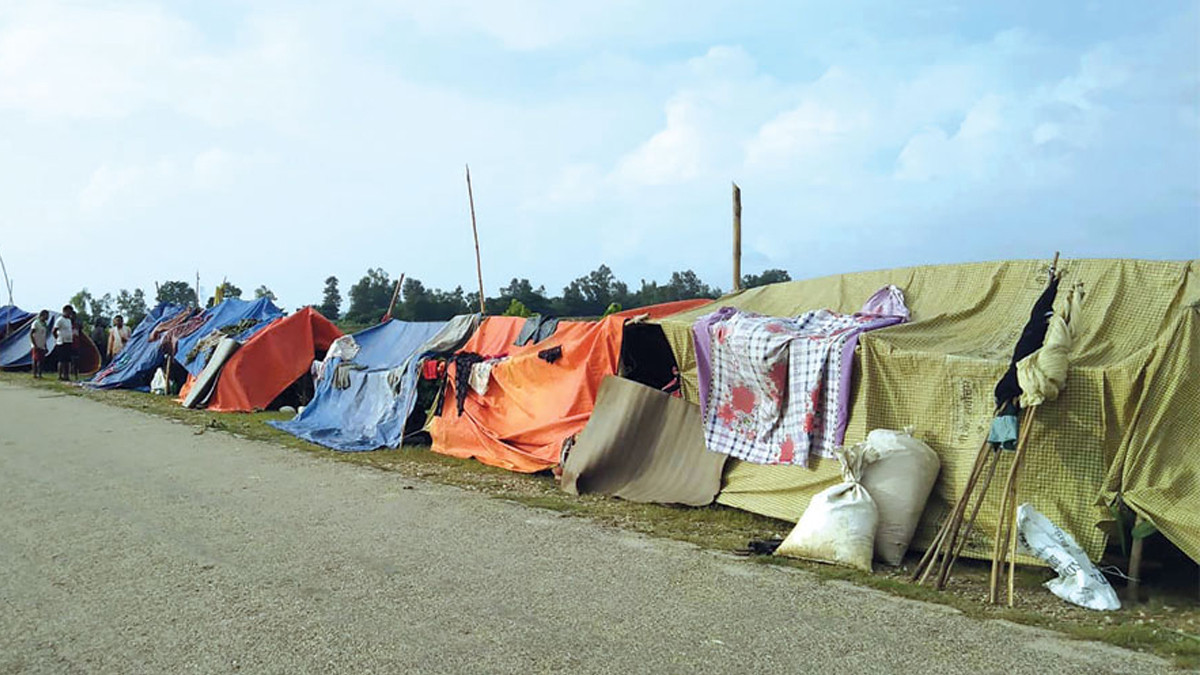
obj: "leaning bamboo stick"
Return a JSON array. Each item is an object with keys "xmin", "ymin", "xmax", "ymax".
[
  {"xmin": 990, "ymin": 407, "xmax": 1036, "ymax": 603},
  {"xmin": 465, "ymin": 164, "xmax": 485, "ymax": 315},
  {"xmin": 914, "ymin": 434, "xmax": 991, "ymax": 584}
]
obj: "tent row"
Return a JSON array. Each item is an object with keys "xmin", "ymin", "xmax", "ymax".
[{"xmin": 9, "ymin": 257, "xmax": 1196, "ymax": 576}]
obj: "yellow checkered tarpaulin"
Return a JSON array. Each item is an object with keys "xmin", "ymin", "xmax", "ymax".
[{"xmin": 658, "ymin": 259, "xmax": 1199, "ymax": 563}]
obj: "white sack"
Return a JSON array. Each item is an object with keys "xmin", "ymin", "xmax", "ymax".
[
  {"xmin": 776, "ymin": 444, "xmax": 877, "ymax": 572},
  {"xmin": 150, "ymin": 368, "xmax": 168, "ymax": 395},
  {"xmin": 859, "ymin": 428, "xmax": 941, "ymax": 565},
  {"xmin": 1016, "ymin": 503, "xmax": 1120, "ymax": 611}
]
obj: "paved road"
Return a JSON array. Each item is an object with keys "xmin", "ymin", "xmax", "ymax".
[{"xmin": 0, "ymin": 382, "xmax": 1170, "ymax": 674}]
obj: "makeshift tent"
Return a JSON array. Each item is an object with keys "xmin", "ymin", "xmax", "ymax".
[
  {"xmin": 174, "ymin": 297, "xmax": 283, "ymax": 376},
  {"xmin": 188, "ymin": 307, "xmax": 342, "ymax": 412},
  {"xmin": 561, "ymin": 375, "xmax": 727, "ymax": 506},
  {"xmin": 86, "ymin": 303, "xmax": 190, "ymax": 389},
  {"xmin": 428, "ymin": 300, "xmax": 711, "ymax": 473},
  {"xmin": 646, "ymin": 259, "xmax": 1200, "ymax": 564},
  {"xmin": 0, "ymin": 308, "xmax": 101, "ymax": 374},
  {"xmin": 0, "ymin": 305, "xmax": 33, "ymax": 334},
  {"xmin": 270, "ymin": 315, "xmax": 480, "ymax": 451}
]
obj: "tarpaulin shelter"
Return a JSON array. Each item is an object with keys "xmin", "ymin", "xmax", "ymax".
[
  {"xmin": 0, "ymin": 307, "xmax": 101, "ymax": 374},
  {"xmin": 86, "ymin": 303, "xmax": 190, "ymax": 389},
  {"xmin": 561, "ymin": 375, "xmax": 728, "ymax": 506},
  {"xmin": 0, "ymin": 305, "xmax": 33, "ymax": 334},
  {"xmin": 428, "ymin": 300, "xmax": 711, "ymax": 473},
  {"xmin": 270, "ymin": 315, "xmax": 480, "ymax": 451},
  {"xmin": 174, "ymin": 297, "xmax": 283, "ymax": 376},
  {"xmin": 646, "ymin": 259, "xmax": 1199, "ymax": 563},
  {"xmin": 186, "ymin": 307, "xmax": 342, "ymax": 412}
]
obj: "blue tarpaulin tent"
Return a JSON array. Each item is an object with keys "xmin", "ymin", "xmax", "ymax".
[
  {"xmin": 0, "ymin": 305, "xmax": 33, "ymax": 331},
  {"xmin": 270, "ymin": 316, "xmax": 478, "ymax": 451},
  {"xmin": 0, "ymin": 305, "xmax": 39, "ymax": 368},
  {"xmin": 0, "ymin": 307, "xmax": 102, "ymax": 372},
  {"xmin": 85, "ymin": 303, "xmax": 189, "ymax": 389},
  {"xmin": 174, "ymin": 297, "xmax": 283, "ymax": 375}
]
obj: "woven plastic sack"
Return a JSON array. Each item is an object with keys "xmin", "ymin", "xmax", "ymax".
[
  {"xmin": 776, "ymin": 444, "xmax": 877, "ymax": 572},
  {"xmin": 1017, "ymin": 504, "xmax": 1120, "ymax": 610},
  {"xmin": 859, "ymin": 428, "xmax": 941, "ymax": 565}
]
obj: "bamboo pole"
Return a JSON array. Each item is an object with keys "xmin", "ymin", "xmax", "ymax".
[
  {"xmin": 384, "ymin": 273, "xmax": 405, "ymax": 322},
  {"xmin": 732, "ymin": 183, "xmax": 742, "ymax": 292},
  {"xmin": 466, "ymin": 164, "xmax": 486, "ymax": 315}
]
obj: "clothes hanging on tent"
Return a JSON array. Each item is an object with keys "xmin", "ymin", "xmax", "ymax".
[
  {"xmin": 701, "ymin": 300, "xmax": 906, "ymax": 466},
  {"xmin": 513, "ymin": 315, "xmax": 560, "ymax": 346},
  {"xmin": 693, "ymin": 306, "xmax": 739, "ymax": 414},
  {"xmin": 994, "ymin": 274, "xmax": 1061, "ymax": 409}
]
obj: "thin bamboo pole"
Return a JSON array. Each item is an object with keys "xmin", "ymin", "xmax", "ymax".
[
  {"xmin": 384, "ymin": 273, "xmax": 405, "ymax": 322},
  {"xmin": 466, "ymin": 164, "xmax": 486, "ymax": 315},
  {"xmin": 732, "ymin": 183, "xmax": 742, "ymax": 292},
  {"xmin": 990, "ymin": 407, "xmax": 1036, "ymax": 603}
]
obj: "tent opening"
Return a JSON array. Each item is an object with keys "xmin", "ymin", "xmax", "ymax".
[{"xmin": 620, "ymin": 323, "xmax": 679, "ymax": 390}]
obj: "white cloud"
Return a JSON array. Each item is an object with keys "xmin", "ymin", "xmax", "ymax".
[
  {"xmin": 613, "ymin": 97, "xmax": 707, "ymax": 187},
  {"xmin": 79, "ymin": 149, "xmax": 268, "ymax": 214},
  {"xmin": 0, "ymin": 2, "xmax": 316, "ymax": 127}
]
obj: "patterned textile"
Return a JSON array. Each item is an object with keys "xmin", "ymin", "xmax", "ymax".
[{"xmin": 703, "ymin": 309, "xmax": 895, "ymax": 466}]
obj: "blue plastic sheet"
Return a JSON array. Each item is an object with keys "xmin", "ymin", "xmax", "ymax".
[
  {"xmin": 0, "ymin": 305, "xmax": 33, "ymax": 330},
  {"xmin": 270, "ymin": 319, "xmax": 448, "ymax": 452},
  {"xmin": 84, "ymin": 303, "xmax": 189, "ymax": 389},
  {"xmin": 174, "ymin": 297, "xmax": 283, "ymax": 376}
]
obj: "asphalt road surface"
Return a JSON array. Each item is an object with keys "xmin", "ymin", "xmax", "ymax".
[{"xmin": 0, "ymin": 382, "xmax": 1171, "ymax": 674}]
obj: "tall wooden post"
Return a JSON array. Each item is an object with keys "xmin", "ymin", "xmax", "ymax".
[
  {"xmin": 732, "ymin": 182, "xmax": 742, "ymax": 292},
  {"xmin": 466, "ymin": 164, "xmax": 486, "ymax": 315},
  {"xmin": 384, "ymin": 273, "xmax": 405, "ymax": 322}
]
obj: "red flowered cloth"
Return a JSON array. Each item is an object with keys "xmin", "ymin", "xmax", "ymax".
[{"xmin": 702, "ymin": 309, "xmax": 880, "ymax": 466}]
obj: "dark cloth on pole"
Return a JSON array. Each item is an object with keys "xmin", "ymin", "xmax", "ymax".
[{"xmin": 994, "ymin": 274, "xmax": 1060, "ymax": 410}]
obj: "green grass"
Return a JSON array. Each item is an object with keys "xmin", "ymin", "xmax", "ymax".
[{"xmin": 3, "ymin": 371, "xmax": 1197, "ymax": 668}]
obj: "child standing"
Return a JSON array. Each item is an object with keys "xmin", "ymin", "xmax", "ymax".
[{"xmin": 29, "ymin": 310, "xmax": 49, "ymax": 379}]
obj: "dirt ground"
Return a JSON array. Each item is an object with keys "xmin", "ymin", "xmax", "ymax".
[{"xmin": 1, "ymin": 374, "xmax": 1197, "ymax": 670}]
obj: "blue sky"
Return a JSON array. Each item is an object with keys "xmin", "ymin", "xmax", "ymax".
[{"xmin": 1, "ymin": 0, "xmax": 1197, "ymax": 312}]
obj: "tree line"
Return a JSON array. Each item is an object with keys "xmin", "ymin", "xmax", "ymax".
[
  {"xmin": 326, "ymin": 265, "xmax": 791, "ymax": 325},
  {"xmin": 60, "ymin": 265, "xmax": 791, "ymax": 333}
]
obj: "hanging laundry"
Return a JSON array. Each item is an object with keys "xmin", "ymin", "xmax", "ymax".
[
  {"xmin": 537, "ymin": 345, "xmax": 563, "ymax": 364},
  {"xmin": 513, "ymin": 315, "xmax": 560, "ymax": 346},
  {"xmin": 700, "ymin": 288, "xmax": 908, "ymax": 466},
  {"xmin": 469, "ymin": 359, "xmax": 501, "ymax": 395}
]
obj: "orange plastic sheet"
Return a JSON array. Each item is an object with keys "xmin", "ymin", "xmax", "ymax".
[
  {"xmin": 203, "ymin": 308, "xmax": 343, "ymax": 412},
  {"xmin": 428, "ymin": 299, "xmax": 710, "ymax": 473}
]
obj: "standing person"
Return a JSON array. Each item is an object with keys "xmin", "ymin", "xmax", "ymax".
[
  {"xmin": 52, "ymin": 305, "xmax": 76, "ymax": 381},
  {"xmin": 29, "ymin": 310, "xmax": 49, "ymax": 379},
  {"xmin": 69, "ymin": 307, "xmax": 84, "ymax": 378},
  {"xmin": 108, "ymin": 315, "xmax": 131, "ymax": 361}
]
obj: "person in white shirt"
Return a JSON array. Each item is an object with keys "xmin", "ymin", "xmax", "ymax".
[
  {"xmin": 52, "ymin": 305, "xmax": 76, "ymax": 381},
  {"xmin": 29, "ymin": 310, "xmax": 49, "ymax": 379},
  {"xmin": 108, "ymin": 314, "xmax": 132, "ymax": 360}
]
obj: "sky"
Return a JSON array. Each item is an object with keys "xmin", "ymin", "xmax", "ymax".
[{"xmin": 1, "ymin": 0, "xmax": 1198, "ymax": 313}]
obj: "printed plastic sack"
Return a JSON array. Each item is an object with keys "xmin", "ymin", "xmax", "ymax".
[
  {"xmin": 150, "ymin": 367, "xmax": 168, "ymax": 395},
  {"xmin": 859, "ymin": 428, "xmax": 941, "ymax": 565},
  {"xmin": 776, "ymin": 444, "xmax": 877, "ymax": 572},
  {"xmin": 1016, "ymin": 504, "xmax": 1120, "ymax": 611}
]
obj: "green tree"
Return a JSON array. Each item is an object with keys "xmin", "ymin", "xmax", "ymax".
[
  {"xmin": 346, "ymin": 268, "xmax": 393, "ymax": 323},
  {"xmin": 502, "ymin": 299, "xmax": 533, "ymax": 317},
  {"xmin": 497, "ymin": 278, "xmax": 551, "ymax": 315},
  {"xmin": 742, "ymin": 268, "xmax": 791, "ymax": 289},
  {"xmin": 116, "ymin": 288, "xmax": 148, "ymax": 327},
  {"xmin": 254, "ymin": 285, "xmax": 277, "ymax": 301},
  {"xmin": 557, "ymin": 264, "xmax": 630, "ymax": 316},
  {"xmin": 318, "ymin": 276, "xmax": 341, "ymax": 321},
  {"xmin": 68, "ymin": 289, "xmax": 94, "ymax": 329},
  {"xmin": 157, "ymin": 280, "xmax": 197, "ymax": 306}
]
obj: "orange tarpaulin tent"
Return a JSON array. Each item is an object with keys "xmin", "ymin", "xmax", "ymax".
[
  {"xmin": 428, "ymin": 300, "xmax": 711, "ymax": 472},
  {"xmin": 197, "ymin": 307, "xmax": 343, "ymax": 412}
]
